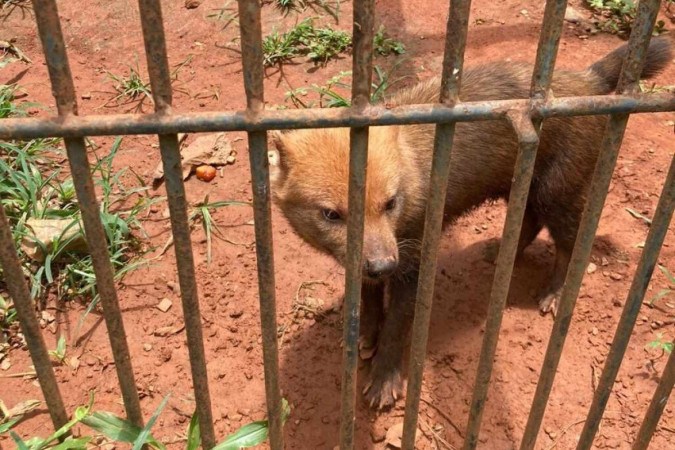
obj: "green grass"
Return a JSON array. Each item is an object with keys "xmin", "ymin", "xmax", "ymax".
[
  {"xmin": 1, "ymin": 392, "xmax": 291, "ymax": 450},
  {"xmin": 0, "ymin": 87, "xmax": 159, "ymax": 336},
  {"xmin": 262, "ymin": 17, "xmax": 351, "ymax": 66},
  {"xmin": 284, "ymin": 63, "xmax": 406, "ymax": 108},
  {"xmin": 103, "ymin": 64, "xmax": 153, "ymax": 110},
  {"xmin": 373, "ymin": 25, "xmax": 405, "ymax": 56},
  {"xmin": 268, "ymin": 0, "xmax": 341, "ymax": 21},
  {"xmin": 262, "ymin": 20, "xmax": 405, "ymax": 67},
  {"xmin": 586, "ymin": 0, "xmax": 670, "ymax": 36}
]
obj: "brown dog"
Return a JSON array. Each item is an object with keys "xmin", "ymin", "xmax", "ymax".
[{"xmin": 268, "ymin": 38, "xmax": 672, "ymax": 409}]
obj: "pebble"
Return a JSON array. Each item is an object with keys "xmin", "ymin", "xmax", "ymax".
[
  {"xmin": 609, "ymin": 272, "xmax": 624, "ymax": 281},
  {"xmin": 157, "ymin": 298, "xmax": 172, "ymax": 312},
  {"xmin": 587, "ymin": 262, "xmax": 598, "ymax": 274},
  {"xmin": 143, "ymin": 343, "xmax": 152, "ymax": 351}
]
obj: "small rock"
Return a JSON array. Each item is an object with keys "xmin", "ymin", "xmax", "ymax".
[
  {"xmin": 601, "ymin": 257, "xmax": 609, "ymax": 266},
  {"xmin": 520, "ymin": 9, "xmax": 529, "ymax": 16},
  {"xmin": 229, "ymin": 309, "xmax": 244, "ymax": 318},
  {"xmin": 143, "ymin": 343, "xmax": 153, "ymax": 352},
  {"xmin": 609, "ymin": 272, "xmax": 624, "ymax": 281},
  {"xmin": 587, "ymin": 262, "xmax": 598, "ymax": 274},
  {"xmin": 592, "ymin": 327, "xmax": 599, "ymax": 336},
  {"xmin": 564, "ymin": 6, "xmax": 586, "ymax": 24},
  {"xmin": 226, "ymin": 155, "xmax": 236, "ymax": 164},
  {"xmin": 81, "ymin": 93, "xmax": 92, "ymax": 100},
  {"xmin": 185, "ymin": 0, "xmax": 201, "ymax": 8},
  {"xmin": 157, "ymin": 298, "xmax": 173, "ymax": 312}
]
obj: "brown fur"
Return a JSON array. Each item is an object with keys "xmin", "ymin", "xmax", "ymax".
[{"xmin": 269, "ymin": 37, "xmax": 673, "ymax": 409}]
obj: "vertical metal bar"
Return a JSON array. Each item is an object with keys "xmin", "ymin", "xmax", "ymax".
[
  {"xmin": 0, "ymin": 207, "xmax": 69, "ymax": 430},
  {"xmin": 401, "ymin": 1, "xmax": 471, "ymax": 449},
  {"xmin": 30, "ymin": 0, "xmax": 144, "ymax": 427},
  {"xmin": 530, "ymin": 0, "xmax": 569, "ymax": 100},
  {"xmin": 462, "ymin": 2, "xmax": 567, "ymax": 447},
  {"xmin": 339, "ymin": 1, "xmax": 375, "ymax": 448},
  {"xmin": 462, "ymin": 111, "xmax": 540, "ymax": 449},
  {"xmin": 576, "ymin": 154, "xmax": 675, "ymax": 449},
  {"xmin": 136, "ymin": 1, "xmax": 215, "ymax": 447},
  {"xmin": 519, "ymin": 2, "xmax": 662, "ymax": 449},
  {"xmin": 632, "ymin": 347, "xmax": 675, "ymax": 450},
  {"xmin": 235, "ymin": 2, "xmax": 284, "ymax": 449}
]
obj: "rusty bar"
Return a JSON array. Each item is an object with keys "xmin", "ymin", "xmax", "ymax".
[
  {"xmin": 401, "ymin": 1, "xmax": 471, "ymax": 448},
  {"xmin": 236, "ymin": 1, "xmax": 284, "ymax": 449},
  {"xmin": 136, "ymin": 1, "xmax": 216, "ymax": 447},
  {"xmin": 2, "ymin": 93, "xmax": 674, "ymax": 140},
  {"xmin": 632, "ymin": 347, "xmax": 675, "ymax": 450},
  {"xmin": 338, "ymin": 0, "xmax": 375, "ymax": 447},
  {"xmin": 462, "ymin": 110, "xmax": 540, "ymax": 449},
  {"xmin": 530, "ymin": 0, "xmax": 568, "ymax": 100},
  {"xmin": 0, "ymin": 207, "xmax": 69, "ymax": 430},
  {"xmin": 519, "ymin": 1, "xmax": 662, "ymax": 449},
  {"xmin": 462, "ymin": 2, "xmax": 568, "ymax": 445},
  {"xmin": 31, "ymin": 0, "xmax": 145, "ymax": 427},
  {"xmin": 576, "ymin": 158, "xmax": 675, "ymax": 449}
]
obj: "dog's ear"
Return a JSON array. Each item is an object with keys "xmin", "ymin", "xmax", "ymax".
[{"xmin": 268, "ymin": 130, "xmax": 292, "ymax": 188}]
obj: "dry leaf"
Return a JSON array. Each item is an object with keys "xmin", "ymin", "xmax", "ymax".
[
  {"xmin": 152, "ymin": 133, "xmax": 236, "ymax": 185},
  {"xmin": 5, "ymin": 400, "xmax": 41, "ymax": 419},
  {"xmin": 21, "ymin": 218, "xmax": 87, "ymax": 263}
]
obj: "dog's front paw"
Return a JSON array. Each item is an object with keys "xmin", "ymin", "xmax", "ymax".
[
  {"xmin": 538, "ymin": 289, "xmax": 561, "ymax": 316},
  {"xmin": 363, "ymin": 363, "xmax": 404, "ymax": 410}
]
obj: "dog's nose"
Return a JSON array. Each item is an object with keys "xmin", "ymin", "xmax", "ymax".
[{"xmin": 364, "ymin": 257, "xmax": 397, "ymax": 278}]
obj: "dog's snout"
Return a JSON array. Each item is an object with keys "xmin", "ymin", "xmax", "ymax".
[{"xmin": 365, "ymin": 257, "xmax": 397, "ymax": 278}]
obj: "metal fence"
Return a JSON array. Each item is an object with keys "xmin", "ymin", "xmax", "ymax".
[{"xmin": 0, "ymin": 0, "xmax": 674, "ymax": 449}]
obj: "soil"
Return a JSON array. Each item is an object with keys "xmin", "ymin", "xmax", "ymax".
[{"xmin": 1, "ymin": 1, "xmax": 674, "ymax": 449}]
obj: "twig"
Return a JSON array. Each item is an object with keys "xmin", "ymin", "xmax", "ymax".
[
  {"xmin": 420, "ymin": 396, "xmax": 464, "ymax": 438},
  {"xmin": 419, "ymin": 418, "xmax": 457, "ymax": 450}
]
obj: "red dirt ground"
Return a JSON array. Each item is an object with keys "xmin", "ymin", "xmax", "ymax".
[{"xmin": 1, "ymin": 1, "xmax": 674, "ymax": 449}]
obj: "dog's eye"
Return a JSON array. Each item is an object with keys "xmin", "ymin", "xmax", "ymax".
[
  {"xmin": 385, "ymin": 197, "xmax": 397, "ymax": 211},
  {"xmin": 322, "ymin": 209, "xmax": 342, "ymax": 221}
]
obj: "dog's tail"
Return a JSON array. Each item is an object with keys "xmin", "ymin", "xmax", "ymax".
[{"xmin": 589, "ymin": 37, "xmax": 672, "ymax": 93}]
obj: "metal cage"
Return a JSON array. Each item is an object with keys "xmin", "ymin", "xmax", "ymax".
[{"xmin": 0, "ymin": 0, "xmax": 674, "ymax": 449}]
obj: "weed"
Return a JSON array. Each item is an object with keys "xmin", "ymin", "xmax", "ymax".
[
  {"xmin": 373, "ymin": 25, "xmax": 405, "ymax": 56},
  {"xmin": 160, "ymin": 196, "xmax": 251, "ymax": 264},
  {"xmin": 586, "ymin": 0, "xmax": 669, "ymax": 37},
  {"xmin": 207, "ymin": 0, "xmax": 239, "ymax": 31},
  {"xmin": 103, "ymin": 62, "xmax": 153, "ymax": 111},
  {"xmin": 47, "ymin": 335, "xmax": 66, "ymax": 364},
  {"xmin": 647, "ymin": 332, "xmax": 673, "ymax": 354},
  {"xmin": 262, "ymin": 17, "xmax": 351, "ymax": 66},
  {"xmin": 648, "ymin": 264, "xmax": 675, "ymax": 306},
  {"xmin": 1, "ymin": 392, "xmax": 290, "ymax": 450},
  {"xmin": 267, "ymin": 0, "xmax": 342, "ymax": 20},
  {"xmin": 0, "ymin": 85, "xmax": 41, "ymax": 119},
  {"xmin": 285, "ymin": 63, "xmax": 406, "ymax": 108},
  {"xmin": 0, "ymin": 135, "xmax": 158, "ymax": 311},
  {"xmin": 0, "ymin": 0, "xmax": 31, "ymax": 21}
]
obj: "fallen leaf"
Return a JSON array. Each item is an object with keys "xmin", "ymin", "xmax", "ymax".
[
  {"xmin": 153, "ymin": 133, "xmax": 235, "ymax": 185},
  {"xmin": 21, "ymin": 218, "xmax": 88, "ymax": 263},
  {"xmin": 4, "ymin": 400, "xmax": 40, "ymax": 419}
]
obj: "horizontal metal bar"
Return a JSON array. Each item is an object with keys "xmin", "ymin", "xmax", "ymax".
[
  {"xmin": 402, "ymin": 1, "xmax": 471, "ymax": 448},
  {"xmin": 236, "ymin": 1, "xmax": 284, "ymax": 449},
  {"xmin": 137, "ymin": 1, "xmax": 216, "ymax": 447},
  {"xmin": 576, "ymin": 154, "xmax": 675, "ymax": 449},
  {"xmin": 519, "ymin": 1, "xmax": 663, "ymax": 448},
  {"xmin": 632, "ymin": 347, "xmax": 675, "ymax": 450},
  {"xmin": 0, "ymin": 206, "xmax": 69, "ymax": 431},
  {"xmin": 1, "ymin": 94, "xmax": 673, "ymax": 140},
  {"xmin": 32, "ymin": 0, "xmax": 145, "ymax": 427},
  {"xmin": 339, "ymin": 0, "xmax": 375, "ymax": 447},
  {"xmin": 463, "ymin": 110, "xmax": 540, "ymax": 449}
]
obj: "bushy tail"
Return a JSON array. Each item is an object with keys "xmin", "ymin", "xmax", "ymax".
[{"xmin": 589, "ymin": 36, "xmax": 672, "ymax": 93}]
